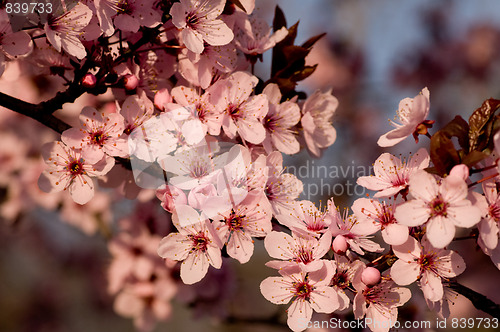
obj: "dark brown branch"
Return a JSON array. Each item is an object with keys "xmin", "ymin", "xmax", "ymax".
[
  {"xmin": 0, "ymin": 91, "xmax": 70, "ymax": 134},
  {"xmin": 449, "ymin": 281, "xmax": 500, "ymax": 318}
]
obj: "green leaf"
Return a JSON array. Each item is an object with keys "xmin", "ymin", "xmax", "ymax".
[{"xmin": 468, "ymin": 98, "xmax": 500, "ymax": 151}]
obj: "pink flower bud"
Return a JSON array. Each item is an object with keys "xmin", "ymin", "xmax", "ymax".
[
  {"xmin": 154, "ymin": 89, "xmax": 172, "ymax": 111},
  {"xmin": 332, "ymin": 235, "xmax": 348, "ymax": 254},
  {"xmin": 361, "ymin": 267, "xmax": 381, "ymax": 286},
  {"xmin": 123, "ymin": 74, "xmax": 139, "ymax": 90},
  {"xmin": 156, "ymin": 185, "xmax": 187, "ymax": 213},
  {"xmin": 81, "ymin": 73, "xmax": 97, "ymax": 88},
  {"xmin": 449, "ymin": 164, "xmax": 469, "ymax": 181}
]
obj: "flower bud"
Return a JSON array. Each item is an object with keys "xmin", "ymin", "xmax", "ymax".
[
  {"xmin": 123, "ymin": 74, "xmax": 139, "ymax": 91},
  {"xmin": 361, "ymin": 267, "xmax": 381, "ymax": 286},
  {"xmin": 156, "ymin": 185, "xmax": 187, "ymax": 213},
  {"xmin": 332, "ymin": 235, "xmax": 348, "ymax": 254},
  {"xmin": 449, "ymin": 164, "xmax": 469, "ymax": 181},
  {"xmin": 154, "ymin": 88, "xmax": 172, "ymax": 111},
  {"xmin": 81, "ymin": 73, "xmax": 97, "ymax": 88}
]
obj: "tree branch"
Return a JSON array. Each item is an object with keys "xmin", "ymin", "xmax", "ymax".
[{"xmin": 449, "ymin": 281, "xmax": 500, "ymax": 318}]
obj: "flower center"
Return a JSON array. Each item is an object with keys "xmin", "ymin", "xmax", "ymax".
[
  {"xmin": 189, "ymin": 160, "xmax": 209, "ymax": 179},
  {"xmin": 227, "ymin": 103, "xmax": 241, "ymax": 120},
  {"xmin": 90, "ymin": 131, "xmax": 106, "ymax": 145},
  {"xmin": 226, "ymin": 211, "xmax": 244, "ymax": 231},
  {"xmin": 429, "ymin": 196, "xmax": 447, "ymax": 217},
  {"xmin": 294, "ymin": 247, "xmax": 313, "ymax": 264},
  {"xmin": 489, "ymin": 204, "xmax": 500, "ymax": 222},
  {"xmin": 331, "ymin": 271, "xmax": 349, "ymax": 289},
  {"xmin": 67, "ymin": 159, "xmax": 84, "ymax": 176},
  {"xmin": 189, "ymin": 233, "xmax": 209, "ymax": 252},
  {"xmin": 377, "ymin": 204, "xmax": 396, "ymax": 228},
  {"xmin": 186, "ymin": 12, "xmax": 200, "ymax": 28},
  {"xmin": 293, "ymin": 281, "xmax": 313, "ymax": 300}
]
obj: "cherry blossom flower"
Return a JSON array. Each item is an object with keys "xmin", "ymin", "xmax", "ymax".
[
  {"xmin": 38, "ymin": 141, "xmax": 114, "ymax": 204},
  {"xmin": 329, "ymin": 255, "xmax": 364, "ymax": 310},
  {"xmin": 357, "ymin": 148, "xmax": 430, "ymax": 198},
  {"xmin": 119, "ymin": 91, "xmax": 155, "ymax": 136},
  {"xmin": 235, "ymin": 16, "xmax": 288, "ymax": 60},
  {"xmin": 170, "ymin": 0, "xmax": 234, "ymax": 54},
  {"xmin": 474, "ymin": 182, "xmax": 500, "ymax": 250},
  {"xmin": 300, "ymin": 89, "xmax": 338, "ymax": 158},
  {"xmin": 264, "ymin": 231, "xmax": 332, "ymax": 272},
  {"xmin": 62, "ymin": 106, "xmax": 128, "ymax": 162},
  {"xmin": 378, "ymin": 87, "xmax": 434, "ymax": 147},
  {"xmin": 0, "ymin": 10, "xmax": 33, "ymax": 59},
  {"xmin": 260, "ymin": 265, "xmax": 339, "ymax": 332},
  {"xmin": 390, "ymin": 236, "xmax": 465, "ymax": 302},
  {"xmin": 168, "ymin": 85, "xmax": 222, "ymax": 136},
  {"xmin": 276, "ymin": 199, "xmax": 333, "ymax": 237},
  {"xmin": 394, "ymin": 170, "xmax": 481, "ymax": 248},
  {"xmin": 208, "ymin": 71, "xmax": 268, "ymax": 144},
  {"xmin": 352, "ymin": 198, "xmax": 409, "ymax": 245},
  {"xmin": 264, "ymin": 151, "xmax": 303, "ymax": 216},
  {"xmin": 262, "ymin": 83, "xmax": 301, "ymax": 155},
  {"xmin": 157, "ymin": 218, "xmax": 222, "ymax": 284},
  {"xmin": 329, "ymin": 208, "xmax": 384, "ymax": 255},
  {"xmin": 213, "ymin": 193, "xmax": 272, "ymax": 263},
  {"xmin": 44, "ymin": 2, "xmax": 93, "ymax": 59},
  {"xmin": 353, "ymin": 278, "xmax": 411, "ymax": 332},
  {"xmin": 113, "ymin": 266, "xmax": 176, "ymax": 332}
]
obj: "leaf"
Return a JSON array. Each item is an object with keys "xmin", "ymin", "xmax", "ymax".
[
  {"xmin": 272, "ymin": 6, "xmax": 286, "ymax": 31},
  {"xmin": 461, "ymin": 150, "xmax": 488, "ymax": 168},
  {"xmin": 429, "ymin": 116, "xmax": 469, "ymax": 176},
  {"xmin": 302, "ymin": 32, "xmax": 326, "ymax": 50},
  {"xmin": 228, "ymin": 0, "xmax": 247, "ymax": 13},
  {"xmin": 468, "ymin": 98, "xmax": 500, "ymax": 151}
]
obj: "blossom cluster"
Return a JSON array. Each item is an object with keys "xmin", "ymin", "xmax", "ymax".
[{"xmin": 0, "ymin": 1, "xmax": 499, "ymax": 331}]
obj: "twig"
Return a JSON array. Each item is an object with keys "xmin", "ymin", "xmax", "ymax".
[{"xmin": 449, "ymin": 281, "xmax": 500, "ymax": 319}]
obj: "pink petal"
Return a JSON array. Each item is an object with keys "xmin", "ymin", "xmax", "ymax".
[
  {"xmin": 408, "ymin": 170, "xmax": 438, "ymax": 202},
  {"xmin": 157, "ymin": 233, "xmax": 190, "ymax": 261},
  {"xmin": 394, "ymin": 200, "xmax": 430, "ymax": 226},
  {"xmin": 420, "ymin": 271, "xmax": 444, "ymax": 302},
  {"xmin": 226, "ymin": 231, "xmax": 254, "ymax": 263},
  {"xmin": 114, "ymin": 14, "xmax": 140, "ymax": 33},
  {"xmin": 446, "ymin": 203, "xmax": 481, "ymax": 228},
  {"xmin": 309, "ymin": 286, "xmax": 340, "ymax": 313},
  {"xmin": 287, "ymin": 299, "xmax": 313, "ymax": 332},
  {"xmin": 69, "ymin": 176, "xmax": 95, "ymax": 204},
  {"xmin": 260, "ymin": 276, "xmax": 293, "ymax": 305},
  {"xmin": 390, "ymin": 260, "xmax": 419, "ymax": 285},
  {"xmin": 392, "ymin": 236, "xmax": 421, "ymax": 261},
  {"xmin": 1, "ymin": 31, "xmax": 32, "ymax": 56},
  {"xmin": 377, "ymin": 126, "xmax": 414, "ymax": 147},
  {"xmin": 478, "ymin": 218, "xmax": 499, "ymax": 249},
  {"xmin": 180, "ymin": 252, "xmax": 209, "ymax": 284},
  {"xmin": 182, "ymin": 29, "xmax": 205, "ymax": 54},
  {"xmin": 264, "ymin": 231, "xmax": 295, "ymax": 260},
  {"xmin": 382, "ymin": 223, "xmax": 409, "ymax": 245},
  {"xmin": 426, "ymin": 216, "xmax": 455, "ymax": 249}
]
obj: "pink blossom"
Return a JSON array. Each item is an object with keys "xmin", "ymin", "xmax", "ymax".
[
  {"xmin": 38, "ymin": 141, "xmax": 114, "ymax": 204},
  {"xmin": 44, "ymin": 2, "xmax": 93, "ymax": 59},
  {"xmin": 328, "ymin": 255, "xmax": 364, "ymax": 310},
  {"xmin": 157, "ymin": 218, "xmax": 222, "ymax": 284},
  {"xmin": 167, "ymin": 85, "xmax": 223, "ymax": 136},
  {"xmin": 113, "ymin": 267, "xmax": 176, "ymax": 332},
  {"xmin": 170, "ymin": 0, "xmax": 234, "ymax": 54},
  {"xmin": 262, "ymin": 83, "xmax": 301, "ymax": 155},
  {"xmin": 0, "ymin": 10, "xmax": 33, "ymax": 58},
  {"xmin": 352, "ymin": 198, "xmax": 409, "ymax": 245},
  {"xmin": 112, "ymin": 0, "xmax": 161, "ymax": 33},
  {"xmin": 62, "ymin": 106, "xmax": 128, "ymax": 162},
  {"xmin": 235, "ymin": 16, "xmax": 288, "ymax": 58},
  {"xmin": 213, "ymin": 193, "xmax": 272, "ymax": 263},
  {"xmin": 378, "ymin": 87, "xmax": 433, "ymax": 147},
  {"xmin": 353, "ymin": 278, "xmax": 411, "ymax": 332},
  {"xmin": 119, "ymin": 91, "xmax": 155, "ymax": 136},
  {"xmin": 390, "ymin": 236, "xmax": 465, "ymax": 301},
  {"xmin": 264, "ymin": 231, "xmax": 332, "ymax": 272},
  {"xmin": 260, "ymin": 265, "xmax": 339, "ymax": 332},
  {"xmin": 474, "ymin": 182, "xmax": 500, "ymax": 250},
  {"xmin": 394, "ymin": 170, "xmax": 481, "ymax": 248},
  {"xmin": 208, "ymin": 71, "xmax": 268, "ymax": 144},
  {"xmin": 329, "ymin": 208, "xmax": 384, "ymax": 255},
  {"xmin": 264, "ymin": 151, "xmax": 303, "ymax": 216},
  {"xmin": 156, "ymin": 185, "xmax": 188, "ymax": 213},
  {"xmin": 300, "ymin": 89, "xmax": 338, "ymax": 157},
  {"xmin": 276, "ymin": 199, "xmax": 333, "ymax": 237},
  {"xmin": 357, "ymin": 148, "xmax": 430, "ymax": 198}
]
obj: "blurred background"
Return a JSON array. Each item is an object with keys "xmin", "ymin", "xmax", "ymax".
[{"xmin": 2, "ymin": 0, "xmax": 500, "ymax": 331}]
